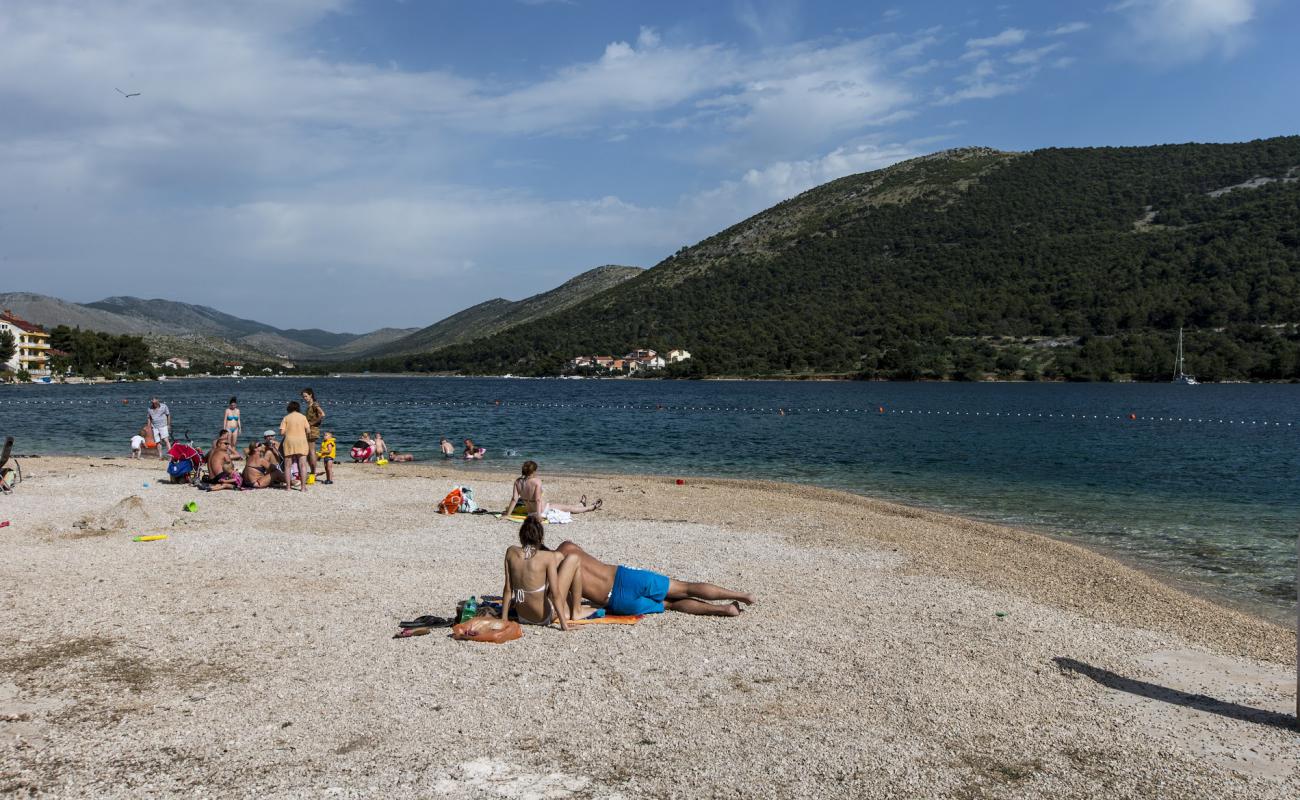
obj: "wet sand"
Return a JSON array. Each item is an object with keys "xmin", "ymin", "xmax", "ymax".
[{"xmin": 1, "ymin": 457, "xmax": 1296, "ymax": 798}]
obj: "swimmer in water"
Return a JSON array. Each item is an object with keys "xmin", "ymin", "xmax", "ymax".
[
  {"xmin": 440, "ymin": 437, "xmax": 455, "ymax": 458},
  {"xmin": 463, "ymin": 438, "xmax": 485, "ymax": 459}
]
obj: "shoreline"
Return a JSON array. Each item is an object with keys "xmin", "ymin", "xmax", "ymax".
[
  {"xmin": 10, "ymin": 449, "xmax": 1295, "ymax": 629},
  {"xmin": 1, "ymin": 457, "xmax": 1296, "ymax": 796}
]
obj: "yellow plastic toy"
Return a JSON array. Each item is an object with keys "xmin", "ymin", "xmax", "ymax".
[
  {"xmin": 306, "ymin": 474, "xmax": 316, "ymax": 485},
  {"xmin": 132, "ymin": 535, "xmax": 168, "ymax": 542}
]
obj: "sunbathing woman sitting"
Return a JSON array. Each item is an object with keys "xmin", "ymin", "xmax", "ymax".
[
  {"xmin": 502, "ymin": 460, "xmax": 601, "ymax": 523},
  {"xmin": 501, "ymin": 517, "xmax": 585, "ymax": 631},
  {"xmin": 242, "ymin": 441, "xmax": 283, "ymax": 489}
]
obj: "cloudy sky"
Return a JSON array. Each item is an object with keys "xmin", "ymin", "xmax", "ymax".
[{"xmin": 2, "ymin": 0, "xmax": 1296, "ymax": 330}]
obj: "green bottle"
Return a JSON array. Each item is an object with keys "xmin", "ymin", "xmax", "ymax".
[{"xmin": 459, "ymin": 596, "xmax": 478, "ymax": 623}]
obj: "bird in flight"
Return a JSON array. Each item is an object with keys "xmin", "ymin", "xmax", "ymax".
[{"xmin": 115, "ymin": 87, "xmax": 141, "ymax": 98}]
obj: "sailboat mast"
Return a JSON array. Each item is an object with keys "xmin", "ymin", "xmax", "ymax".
[{"xmin": 1174, "ymin": 328, "xmax": 1183, "ymax": 380}]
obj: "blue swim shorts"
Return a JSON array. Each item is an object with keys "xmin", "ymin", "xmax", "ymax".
[{"xmin": 607, "ymin": 565, "xmax": 670, "ymax": 616}]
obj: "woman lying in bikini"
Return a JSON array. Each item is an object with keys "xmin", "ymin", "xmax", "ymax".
[{"xmin": 501, "ymin": 517, "xmax": 585, "ymax": 631}]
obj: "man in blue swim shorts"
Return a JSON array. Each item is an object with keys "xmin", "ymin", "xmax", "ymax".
[{"xmin": 557, "ymin": 541, "xmax": 755, "ymax": 617}]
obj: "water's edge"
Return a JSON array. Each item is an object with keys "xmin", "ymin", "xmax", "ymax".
[{"xmin": 20, "ymin": 450, "xmax": 1292, "ymax": 630}]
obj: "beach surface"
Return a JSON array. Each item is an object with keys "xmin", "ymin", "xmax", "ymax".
[{"xmin": 0, "ymin": 457, "xmax": 1296, "ymax": 798}]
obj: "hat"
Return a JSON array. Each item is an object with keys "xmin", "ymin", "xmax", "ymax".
[{"xmin": 263, "ymin": 429, "xmax": 277, "ymax": 437}]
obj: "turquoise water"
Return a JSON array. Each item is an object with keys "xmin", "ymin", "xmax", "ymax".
[{"xmin": 2, "ymin": 378, "xmax": 1297, "ymax": 621}]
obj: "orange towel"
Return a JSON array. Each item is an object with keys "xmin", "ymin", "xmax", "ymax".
[{"xmin": 569, "ymin": 614, "xmax": 644, "ymax": 625}]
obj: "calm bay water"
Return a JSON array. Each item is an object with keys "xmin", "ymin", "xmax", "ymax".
[{"xmin": 2, "ymin": 377, "xmax": 1297, "ymax": 621}]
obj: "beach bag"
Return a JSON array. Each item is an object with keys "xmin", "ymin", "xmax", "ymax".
[
  {"xmin": 459, "ymin": 486, "xmax": 478, "ymax": 513},
  {"xmin": 451, "ymin": 617, "xmax": 522, "ymax": 644},
  {"xmin": 438, "ymin": 487, "xmax": 464, "ymax": 514}
]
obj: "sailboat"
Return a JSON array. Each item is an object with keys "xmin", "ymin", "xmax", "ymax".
[{"xmin": 1172, "ymin": 327, "xmax": 1198, "ymax": 385}]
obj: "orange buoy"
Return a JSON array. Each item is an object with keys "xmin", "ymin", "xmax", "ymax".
[
  {"xmin": 1129, "ymin": 413, "xmax": 1136, "ymax": 420},
  {"xmin": 878, "ymin": 406, "xmax": 884, "ymax": 413}
]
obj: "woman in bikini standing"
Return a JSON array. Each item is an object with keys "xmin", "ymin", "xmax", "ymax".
[
  {"xmin": 222, "ymin": 397, "xmax": 242, "ymax": 454},
  {"xmin": 501, "ymin": 517, "xmax": 584, "ymax": 631}
]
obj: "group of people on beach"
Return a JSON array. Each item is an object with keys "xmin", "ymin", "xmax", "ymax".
[
  {"xmin": 206, "ymin": 389, "xmax": 333, "ymax": 492},
  {"xmin": 134, "ymin": 389, "xmax": 336, "ymax": 492},
  {"xmin": 497, "ymin": 460, "xmax": 754, "ymax": 630},
  {"xmin": 129, "ymin": 389, "xmax": 753, "ymax": 626}
]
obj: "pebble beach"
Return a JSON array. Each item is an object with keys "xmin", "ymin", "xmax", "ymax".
[{"xmin": 1, "ymin": 457, "xmax": 1296, "ymax": 798}]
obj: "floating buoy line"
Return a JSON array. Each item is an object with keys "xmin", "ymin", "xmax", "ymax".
[{"xmin": 0, "ymin": 397, "xmax": 1295, "ymax": 428}]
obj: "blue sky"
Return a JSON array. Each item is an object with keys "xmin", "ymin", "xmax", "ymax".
[{"xmin": 1, "ymin": 0, "xmax": 1296, "ymax": 331}]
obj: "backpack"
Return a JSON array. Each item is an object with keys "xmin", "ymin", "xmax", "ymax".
[{"xmin": 438, "ymin": 487, "xmax": 463, "ymax": 514}]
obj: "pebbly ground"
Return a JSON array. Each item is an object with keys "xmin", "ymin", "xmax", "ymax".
[{"xmin": 0, "ymin": 457, "xmax": 1296, "ymax": 798}]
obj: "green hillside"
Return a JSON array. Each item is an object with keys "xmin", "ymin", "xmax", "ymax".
[
  {"xmin": 369, "ymin": 265, "xmax": 643, "ymax": 357},
  {"xmin": 375, "ymin": 138, "xmax": 1300, "ymax": 381}
]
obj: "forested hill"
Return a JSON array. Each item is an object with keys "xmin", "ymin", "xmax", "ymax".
[{"xmin": 376, "ymin": 137, "xmax": 1300, "ymax": 381}]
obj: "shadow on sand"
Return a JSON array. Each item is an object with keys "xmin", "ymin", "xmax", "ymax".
[{"xmin": 1053, "ymin": 657, "xmax": 1297, "ymax": 731}]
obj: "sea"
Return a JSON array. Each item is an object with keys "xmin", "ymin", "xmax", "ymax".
[{"xmin": 2, "ymin": 377, "xmax": 1297, "ymax": 623}]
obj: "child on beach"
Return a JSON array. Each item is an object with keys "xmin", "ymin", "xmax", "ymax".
[
  {"xmin": 130, "ymin": 426, "xmax": 147, "ymax": 459},
  {"xmin": 316, "ymin": 431, "xmax": 336, "ymax": 484}
]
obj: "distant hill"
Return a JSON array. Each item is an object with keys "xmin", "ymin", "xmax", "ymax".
[
  {"xmin": 388, "ymin": 137, "xmax": 1300, "ymax": 381},
  {"xmin": 0, "ymin": 292, "xmax": 167, "ymax": 336},
  {"xmin": 370, "ymin": 265, "xmax": 643, "ymax": 357},
  {"xmin": 0, "ymin": 292, "xmax": 418, "ymax": 363}
]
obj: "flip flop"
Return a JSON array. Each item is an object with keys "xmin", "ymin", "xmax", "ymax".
[
  {"xmin": 399, "ymin": 615, "xmax": 453, "ymax": 629},
  {"xmin": 591, "ymin": 498, "xmax": 603, "ymax": 511}
]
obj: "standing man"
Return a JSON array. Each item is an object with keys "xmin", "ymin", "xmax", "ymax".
[
  {"xmin": 146, "ymin": 397, "xmax": 172, "ymax": 460},
  {"xmin": 302, "ymin": 388, "xmax": 325, "ymax": 482}
]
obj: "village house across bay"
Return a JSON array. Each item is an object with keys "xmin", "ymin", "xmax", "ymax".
[{"xmin": 567, "ymin": 348, "xmax": 691, "ymax": 374}]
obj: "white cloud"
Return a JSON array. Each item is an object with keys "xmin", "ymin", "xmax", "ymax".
[
  {"xmin": 0, "ymin": 0, "xmax": 1048, "ymax": 327},
  {"xmin": 965, "ymin": 28, "xmax": 1028, "ymax": 48},
  {"xmin": 935, "ymin": 59, "xmax": 1034, "ymax": 105},
  {"xmin": 734, "ymin": 0, "xmax": 801, "ymax": 44},
  {"xmin": 1049, "ymin": 21, "xmax": 1091, "ymax": 35},
  {"xmin": 1006, "ymin": 43, "xmax": 1065, "ymax": 64},
  {"xmin": 1112, "ymin": 0, "xmax": 1255, "ymax": 62}
]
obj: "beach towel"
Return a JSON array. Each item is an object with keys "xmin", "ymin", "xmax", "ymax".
[
  {"xmin": 569, "ymin": 614, "xmax": 644, "ymax": 626},
  {"xmin": 504, "ymin": 502, "xmax": 543, "ymax": 523}
]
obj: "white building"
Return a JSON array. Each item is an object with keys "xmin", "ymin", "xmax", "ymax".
[
  {"xmin": 667, "ymin": 349, "xmax": 692, "ymax": 363},
  {"xmin": 0, "ymin": 310, "xmax": 51, "ymax": 378}
]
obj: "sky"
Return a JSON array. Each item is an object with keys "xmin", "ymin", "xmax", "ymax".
[{"xmin": 1, "ymin": 0, "xmax": 1297, "ymax": 332}]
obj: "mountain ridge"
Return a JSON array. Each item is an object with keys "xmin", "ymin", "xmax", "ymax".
[
  {"xmin": 367, "ymin": 265, "xmax": 644, "ymax": 357},
  {"xmin": 383, "ymin": 137, "xmax": 1300, "ymax": 381}
]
